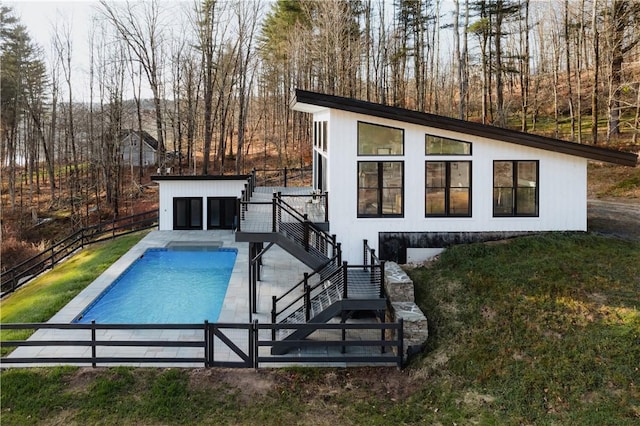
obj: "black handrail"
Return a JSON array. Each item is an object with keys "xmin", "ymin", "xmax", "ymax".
[
  {"xmin": 274, "ymin": 192, "xmax": 337, "ymax": 257},
  {"xmin": 278, "ymin": 192, "xmax": 329, "ymax": 223},
  {"xmin": 364, "ymin": 239, "xmax": 386, "ymax": 298},
  {"xmin": 1, "ymin": 210, "xmax": 158, "ymax": 296},
  {"xmin": 251, "ymin": 166, "xmax": 312, "ymax": 187},
  {"xmin": 270, "ymin": 254, "xmax": 341, "ymax": 339},
  {"xmin": 272, "ymin": 259, "xmax": 386, "ymax": 330},
  {"xmin": 274, "ymin": 253, "xmax": 339, "ymax": 306},
  {"xmin": 272, "ymin": 262, "xmax": 346, "ymax": 327}
]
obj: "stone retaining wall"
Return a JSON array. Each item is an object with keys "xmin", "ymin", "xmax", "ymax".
[{"xmin": 384, "ymin": 262, "xmax": 428, "ymax": 360}]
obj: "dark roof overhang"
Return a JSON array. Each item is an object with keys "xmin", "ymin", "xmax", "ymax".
[
  {"xmin": 291, "ymin": 89, "xmax": 638, "ymax": 167},
  {"xmin": 152, "ymin": 175, "xmax": 251, "ymax": 181}
]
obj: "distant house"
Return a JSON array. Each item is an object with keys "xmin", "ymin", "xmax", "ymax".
[
  {"xmin": 290, "ymin": 89, "xmax": 638, "ymax": 263},
  {"xmin": 120, "ymin": 130, "xmax": 158, "ymax": 167}
]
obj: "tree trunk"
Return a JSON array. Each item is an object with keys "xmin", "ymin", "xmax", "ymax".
[
  {"xmin": 494, "ymin": 2, "xmax": 505, "ymax": 127},
  {"xmin": 565, "ymin": 0, "xmax": 575, "ymax": 140},
  {"xmin": 591, "ymin": 0, "xmax": 600, "ymax": 145}
]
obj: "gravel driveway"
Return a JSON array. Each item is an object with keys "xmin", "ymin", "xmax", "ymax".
[{"xmin": 587, "ymin": 199, "xmax": 640, "ymax": 241}]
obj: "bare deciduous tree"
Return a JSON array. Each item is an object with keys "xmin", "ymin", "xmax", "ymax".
[{"xmin": 100, "ymin": 0, "xmax": 167, "ymax": 172}]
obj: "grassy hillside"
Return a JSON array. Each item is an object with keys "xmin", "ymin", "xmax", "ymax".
[
  {"xmin": 2, "ymin": 233, "xmax": 638, "ymax": 425},
  {"xmin": 408, "ymin": 233, "xmax": 640, "ymax": 424}
]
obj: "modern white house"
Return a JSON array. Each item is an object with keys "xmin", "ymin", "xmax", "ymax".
[
  {"xmin": 152, "ymin": 89, "xmax": 636, "ymax": 265},
  {"xmin": 120, "ymin": 129, "xmax": 158, "ymax": 167},
  {"xmin": 150, "ymin": 90, "xmax": 636, "ymax": 352},
  {"xmin": 290, "ymin": 89, "xmax": 638, "ymax": 263}
]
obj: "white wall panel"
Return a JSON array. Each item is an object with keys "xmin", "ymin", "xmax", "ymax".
[{"xmin": 321, "ymin": 109, "xmax": 588, "ymax": 262}]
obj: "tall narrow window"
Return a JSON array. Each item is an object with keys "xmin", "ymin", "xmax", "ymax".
[
  {"xmin": 322, "ymin": 121, "xmax": 328, "ymax": 152},
  {"xmin": 493, "ymin": 160, "xmax": 539, "ymax": 216},
  {"xmin": 358, "ymin": 122, "xmax": 404, "ymax": 155},
  {"xmin": 313, "ymin": 122, "xmax": 318, "ymax": 148},
  {"xmin": 173, "ymin": 197, "xmax": 203, "ymax": 230},
  {"xmin": 358, "ymin": 161, "xmax": 403, "ymax": 217},
  {"xmin": 313, "ymin": 121, "xmax": 327, "ymax": 151},
  {"xmin": 425, "ymin": 161, "xmax": 471, "ymax": 216}
]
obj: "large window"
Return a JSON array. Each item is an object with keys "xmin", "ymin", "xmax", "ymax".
[
  {"xmin": 207, "ymin": 197, "xmax": 237, "ymax": 229},
  {"xmin": 493, "ymin": 160, "xmax": 539, "ymax": 216},
  {"xmin": 358, "ymin": 161, "xmax": 403, "ymax": 217},
  {"xmin": 425, "ymin": 135, "xmax": 472, "ymax": 155},
  {"xmin": 425, "ymin": 161, "xmax": 471, "ymax": 216},
  {"xmin": 358, "ymin": 121, "xmax": 404, "ymax": 155},
  {"xmin": 173, "ymin": 197, "xmax": 203, "ymax": 230}
]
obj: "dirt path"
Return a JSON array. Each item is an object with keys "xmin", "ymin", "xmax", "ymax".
[{"xmin": 587, "ymin": 199, "xmax": 640, "ymax": 241}]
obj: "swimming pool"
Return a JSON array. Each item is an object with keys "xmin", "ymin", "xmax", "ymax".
[{"xmin": 74, "ymin": 247, "xmax": 237, "ymax": 324}]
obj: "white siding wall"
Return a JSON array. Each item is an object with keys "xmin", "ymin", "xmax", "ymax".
[
  {"xmin": 324, "ymin": 109, "xmax": 588, "ymax": 262},
  {"xmin": 157, "ymin": 180, "xmax": 248, "ymax": 230}
]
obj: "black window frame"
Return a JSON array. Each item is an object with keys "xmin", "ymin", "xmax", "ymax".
[
  {"xmin": 313, "ymin": 121, "xmax": 318, "ymax": 148},
  {"xmin": 425, "ymin": 134, "xmax": 472, "ymax": 155},
  {"xmin": 173, "ymin": 197, "xmax": 203, "ymax": 230},
  {"xmin": 493, "ymin": 160, "xmax": 539, "ymax": 217},
  {"xmin": 357, "ymin": 121, "xmax": 404, "ymax": 156},
  {"xmin": 357, "ymin": 161, "xmax": 404, "ymax": 218},
  {"xmin": 425, "ymin": 161, "xmax": 472, "ymax": 217},
  {"xmin": 314, "ymin": 120, "xmax": 328, "ymax": 152},
  {"xmin": 322, "ymin": 121, "xmax": 328, "ymax": 152},
  {"xmin": 206, "ymin": 197, "xmax": 237, "ymax": 230}
]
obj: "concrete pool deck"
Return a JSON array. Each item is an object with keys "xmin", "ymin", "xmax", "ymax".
[
  {"xmin": 4, "ymin": 231, "xmax": 395, "ymax": 368},
  {"xmin": 4, "ymin": 230, "xmax": 313, "ymax": 367},
  {"xmin": 46, "ymin": 230, "xmax": 310, "ymax": 325}
]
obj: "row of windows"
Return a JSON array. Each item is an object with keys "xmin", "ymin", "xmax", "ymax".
[
  {"xmin": 357, "ymin": 121, "xmax": 472, "ymax": 156},
  {"xmin": 356, "ymin": 121, "xmax": 538, "ymax": 218},
  {"xmin": 357, "ymin": 160, "xmax": 539, "ymax": 218},
  {"xmin": 173, "ymin": 197, "xmax": 237, "ymax": 230}
]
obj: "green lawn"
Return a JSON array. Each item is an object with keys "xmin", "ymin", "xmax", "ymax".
[
  {"xmin": 1, "ymin": 233, "xmax": 638, "ymax": 425},
  {"xmin": 409, "ymin": 233, "xmax": 640, "ymax": 424},
  {"xmin": 0, "ymin": 232, "xmax": 147, "ymax": 354}
]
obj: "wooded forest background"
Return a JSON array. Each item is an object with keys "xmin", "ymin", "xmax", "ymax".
[{"xmin": 2, "ymin": 0, "xmax": 640, "ymax": 263}]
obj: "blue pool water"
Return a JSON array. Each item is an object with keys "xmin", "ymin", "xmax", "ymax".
[{"xmin": 74, "ymin": 248, "xmax": 237, "ymax": 324}]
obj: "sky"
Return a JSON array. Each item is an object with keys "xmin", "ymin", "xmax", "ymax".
[
  {"xmin": 7, "ymin": 0, "xmax": 459, "ymax": 102},
  {"xmin": 8, "ymin": 0, "xmax": 101, "ymax": 100}
]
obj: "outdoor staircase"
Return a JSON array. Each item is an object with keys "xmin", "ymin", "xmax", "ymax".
[
  {"xmin": 235, "ymin": 188, "xmax": 335, "ymax": 270},
  {"xmin": 235, "ymin": 186, "xmax": 386, "ymax": 355}
]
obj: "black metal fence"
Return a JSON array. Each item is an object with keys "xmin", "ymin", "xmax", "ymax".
[
  {"xmin": 252, "ymin": 166, "xmax": 312, "ymax": 188},
  {"xmin": 1, "ymin": 320, "xmax": 403, "ymax": 368},
  {"xmin": 1, "ymin": 210, "xmax": 159, "ymax": 297}
]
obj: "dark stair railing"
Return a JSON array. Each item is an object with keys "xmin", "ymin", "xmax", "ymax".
[
  {"xmin": 363, "ymin": 238, "xmax": 386, "ymax": 297},
  {"xmin": 273, "ymin": 192, "xmax": 336, "ymax": 259},
  {"xmin": 238, "ymin": 188, "xmax": 387, "ymax": 349},
  {"xmin": 238, "ymin": 169, "xmax": 258, "ymax": 216},
  {"xmin": 278, "ymin": 191, "xmax": 329, "ymax": 223},
  {"xmin": 270, "ymin": 261, "xmax": 387, "ymax": 356},
  {"xmin": 270, "ymin": 253, "xmax": 341, "ymax": 339},
  {"xmin": 271, "ymin": 260, "xmax": 386, "ymax": 341},
  {"xmin": 237, "ymin": 191, "xmax": 338, "ymax": 268}
]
